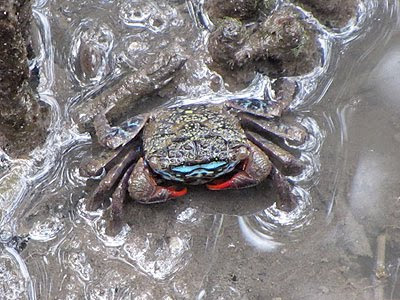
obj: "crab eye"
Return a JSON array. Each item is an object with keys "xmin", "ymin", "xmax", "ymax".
[
  {"xmin": 236, "ymin": 146, "xmax": 249, "ymax": 160},
  {"xmin": 148, "ymin": 156, "xmax": 167, "ymax": 170}
]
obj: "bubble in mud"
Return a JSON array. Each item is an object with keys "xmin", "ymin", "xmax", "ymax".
[
  {"xmin": 123, "ymin": 232, "xmax": 191, "ymax": 280},
  {"xmin": 119, "ymin": 0, "xmax": 157, "ymax": 27},
  {"xmin": 86, "ymin": 286, "xmax": 116, "ymax": 300},
  {"xmin": 29, "ymin": 216, "xmax": 64, "ymax": 242},
  {"xmin": 67, "ymin": 251, "xmax": 94, "ymax": 281},
  {"xmin": 69, "ymin": 19, "xmax": 114, "ymax": 86},
  {"xmin": 118, "ymin": 0, "xmax": 178, "ymax": 33},
  {"xmin": 0, "ymin": 250, "xmax": 27, "ymax": 300},
  {"xmin": 176, "ymin": 207, "xmax": 200, "ymax": 224},
  {"xmin": 117, "ymin": 32, "xmax": 163, "ymax": 69}
]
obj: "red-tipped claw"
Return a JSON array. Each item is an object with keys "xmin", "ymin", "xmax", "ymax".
[
  {"xmin": 207, "ymin": 142, "xmax": 272, "ymax": 191},
  {"xmin": 129, "ymin": 158, "xmax": 188, "ymax": 203},
  {"xmin": 167, "ymin": 186, "xmax": 188, "ymax": 197},
  {"xmin": 207, "ymin": 178, "xmax": 235, "ymax": 190}
]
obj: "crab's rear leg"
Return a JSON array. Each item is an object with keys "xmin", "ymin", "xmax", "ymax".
[
  {"xmin": 128, "ymin": 158, "xmax": 187, "ymax": 204},
  {"xmin": 207, "ymin": 141, "xmax": 272, "ymax": 190},
  {"xmin": 240, "ymin": 113, "xmax": 307, "ymax": 144},
  {"xmin": 246, "ymin": 131, "xmax": 301, "ymax": 211},
  {"xmin": 271, "ymin": 166, "xmax": 297, "ymax": 212},
  {"xmin": 245, "ymin": 131, "xmax": 304, "ymax": 175},
  {"xmin": 94, "ymin": 113, "xmax": 149, "ymax": 149},
  {"xmin": 225, "ymin": 78, "xmax": 297, "ymax": 118},
  {"xmin": 109, "ymin": 164, "xmax": 134, "ymax": 217},
  {"xmin": 265, "ymin": 78, "xmax": 298, "ymax": 116}
]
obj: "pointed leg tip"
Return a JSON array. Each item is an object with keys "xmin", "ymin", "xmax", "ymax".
[
  {"xmin": 106, "ymin": 219, "xmax": 124, "ymax": 236},
  {"xmin": 276, "ymin": 196, "xmax": 297, "ymax": 212},
  {"xmin": 86, "ymin": 196, "xmax": 102, "ymax": 211}
]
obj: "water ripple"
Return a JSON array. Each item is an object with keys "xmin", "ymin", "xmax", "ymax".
[
  {"xmin": 0, "ymin": 0, "xmax": 396, "ymax": 298},
  {"xmin": 0, "ymin": 247, "xmax": 35, "ymax": 300},
  {"xmin": 122, "ymin": 231, "xmax": 192, "ymax": 280},
  {"xmin": 68, "ymin": 19, "xmax": 114, "ymax": 87}
]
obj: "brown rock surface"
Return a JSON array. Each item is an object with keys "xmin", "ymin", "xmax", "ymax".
[
  {"xmin": 0, "ymin": 0, "xmax": 49, "ymax": 156},
  {"xmin": 295, "ymin": 0, "xmax": 359, "ymax": 28}
]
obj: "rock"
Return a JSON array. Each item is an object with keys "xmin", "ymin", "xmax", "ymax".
[
  {"xmin": 294, "ymin": 0, "xmax": 359, "ymax": 28},
  {"xmin": 0, "ymin": 0, "xmax": 49, "ymax": 157}
]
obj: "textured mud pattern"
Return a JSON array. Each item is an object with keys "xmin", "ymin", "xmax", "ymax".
[{"xmin": 1, "ymin": 0, "xmax": 400, "ymax": 299}]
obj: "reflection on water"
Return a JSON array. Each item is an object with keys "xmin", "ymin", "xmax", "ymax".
[{"xmin": 0, "ymin": 0, "xmax": 399, "ymax": 299}]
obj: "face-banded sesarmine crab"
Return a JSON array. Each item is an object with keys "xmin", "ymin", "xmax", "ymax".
[{"xmin": 81, "ymin": 79, "xmax": 308, "ymax": 223}]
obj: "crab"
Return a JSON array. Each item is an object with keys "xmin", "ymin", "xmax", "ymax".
[{"xmin": 82, "ymin": 78, "xmax": 308, "ymax": 223}]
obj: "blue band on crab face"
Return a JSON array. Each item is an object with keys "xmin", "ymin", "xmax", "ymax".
[
  {"xmin": 155, "ymin": 161, "xmax": 239, "ymax": 183},
  {"xmin": 172, "ymin": 161, "xmax": 227, "ymax": 174}
]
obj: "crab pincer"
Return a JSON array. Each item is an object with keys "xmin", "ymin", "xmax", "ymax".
[
  {"xmin": 128, "ymin": 158, "xmax": 187, "ymax": 204},
  {"xmin": 207, "ymin": 142, "xmax": 271, "ymax": 190}
]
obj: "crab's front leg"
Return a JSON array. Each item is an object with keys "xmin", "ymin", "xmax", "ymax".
[
  {"xmin": 128, "ymin": 158, "xmax": 187, "ymax": 204},
  {"xmin": 207, "ymin": 142, "xmax": 272, "ymax": 190},
  {"xmin": 94, "ymin": 113, "xmax": 149, "ymax": 149}
]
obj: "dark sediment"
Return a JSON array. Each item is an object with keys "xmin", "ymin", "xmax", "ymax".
[
  {"xmin": 204, "ymin": 0, "xmax": 277, "ymax": 22},
  {"xmin": 207, "ymin": 5, "xmax": 321, "ymax": 89},
  {"xmin": 294, "ymin": 0, "xmax": 359, "ymax": 28},
  {"xmin": 0, "ymin": 0, "xmax": 49, "ymax": 157}
]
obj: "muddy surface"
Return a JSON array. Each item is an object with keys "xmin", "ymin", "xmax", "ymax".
[
  {"xmin": 0, "ymin": 0, "xmax": 400, "ymax": 299},
  {"xmin": 295, "ymin": 0, "xmax": 359, "ymax": 28}
]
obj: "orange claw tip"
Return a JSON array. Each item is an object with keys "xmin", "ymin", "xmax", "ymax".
[
  {"xmin": 206, "ymin": 179, "xmax": 233, "ymax": 190},
  {"xmin": 167, "ymin": 186, "xmax": 188, "ymax": 197}
]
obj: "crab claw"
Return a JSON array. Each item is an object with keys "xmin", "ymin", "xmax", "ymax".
[
  {"xmin": 128, "ymin": 158, "xmax": 187, "ymax": 203},
  {"xmin": 207, "ymin": 142, "xmax": 272, "ymax": 190},
  {"xmin": 166, "ymin": 186, "xmax": 188, "ymax": 197}
]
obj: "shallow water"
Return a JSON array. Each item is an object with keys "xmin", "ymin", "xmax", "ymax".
[{"xmin": 0, "ymin": 0, "xmax": 400, "ymax": 299}]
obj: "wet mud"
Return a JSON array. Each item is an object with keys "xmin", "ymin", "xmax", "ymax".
[{"xmin": 0, "ymin": 0, "xmax": 400, "ymax": 299}]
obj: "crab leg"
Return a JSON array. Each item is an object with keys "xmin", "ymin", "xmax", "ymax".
[
  {"xmin": 110, "ymin": 164, "xmax": 135, "ymax": 217},
  {"xmin": 240, "ymin": 113, "xmax": 307, "ymax": 144},
  {"xmin": 128, "ymin": 158, "xmax": 187, "ymax": 204},
  {"xmin": 246, "ymin": 131, "xmax": 303, "ymax": 176},
  {"xmin": 207, "ymin": 142, "xmax": 272, "ymax": 190},
  {"xmin": 225, "ymin": 78, "xmax": 297, "ymax": 118},
  {"xmin": 80, "ymin": 141, "xmax": 140, "ymax": 177},
  {"xmin": 104, "ymin": 164, "xmax": 136, "ymax": 236},
  {"xmin": 94, "ymin": 113, "xmax": 149, "ymax": 149},
  {"xmin": 271, "ymin": 166, "xmax": 297, "ymax": 212},
  {"xmin": 265, "ymin": 78, "xmax": 298, "ymax": 117},
  {"xmin": 86, "ymin": 149, "xmax": 140, "ymax": 210}
]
